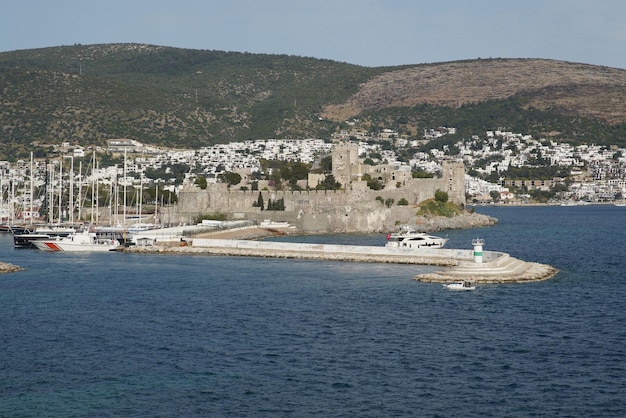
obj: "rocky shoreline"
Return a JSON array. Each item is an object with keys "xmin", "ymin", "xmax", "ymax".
[
  {"xmin": 0, "ymin": 261, "xmax": 23, "ymax": 274},
  {"xmin": 408, "ymin": 211, "xmax": 498, "ymax": 233}
]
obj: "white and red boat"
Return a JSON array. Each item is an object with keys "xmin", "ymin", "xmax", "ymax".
[{"xmin": 32, "ymin": 230, "xmax": 120, "ymax": 252}]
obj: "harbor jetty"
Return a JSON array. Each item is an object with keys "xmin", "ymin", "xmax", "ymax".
[{"xmin": 126, "ymin": 230, "xmax": 557, "ymax": 283}]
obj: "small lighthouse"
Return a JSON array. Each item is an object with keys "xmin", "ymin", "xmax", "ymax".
[{"xmin": 472, "ymin": 238, "xmax": 485, "ymax": 263}]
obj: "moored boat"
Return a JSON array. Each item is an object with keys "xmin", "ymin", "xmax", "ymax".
[
  {"xmin": 13, "ymin": 226, "xmax": 77, "ymax": 248},
  {"xmin": 32, "ymin": 230, "xmax": 120, "ymax": 252},
  {"xmin": 443, "ymin": 281, "xmax": 476, "ymax": 291},
  {"xmin": 385, "ymin": 226, "xmax": 448, "ymax": 249}
]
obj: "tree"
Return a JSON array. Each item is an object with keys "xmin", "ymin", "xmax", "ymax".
[
  {"xmin": 397, "ymin": 198, "xmax": 409, "ymax": 206},
  {"xmin": 220, "ymin": 171, "xmax": 242, "ymax": 186},
  {"xmin": 320, "ymin": 155, "xmax": 332, "ymax": 172},
  {"xmin": 252, "ymin": 192, "xmax": 264, "ymax": 210},
  {"xmin": 490, "ymin": 190, "xmax": 501, "ymax": 203},
  {"xmin": 316, "ymin": 174, "xmax": 341, "ymax": 190},
  {"xmin": 435, "ymin": 189, "xmax": 449, "ymax": 202},
  {"xmin": 194, "ymin": 176, "xmax": 208, "ymax": 190},
  {"xmin": 267, "ymin": 198, "xmax": 285, "ymax": 211},
  {"xmin": 290, "ymin": 162, "xmax": 310, "ymax": 180},
  {"xmin": 361, "ymin": 173, "xmax": 383, "ymax": 190}
]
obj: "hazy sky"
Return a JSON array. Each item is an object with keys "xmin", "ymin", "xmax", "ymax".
[{"xmin": 2, "ymin": 0, "xmax": 625, "ymax": 69}]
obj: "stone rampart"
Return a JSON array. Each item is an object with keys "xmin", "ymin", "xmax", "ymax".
[{"xmin": 176, "ymin": 175, "xmax": 466, "ymax": 233}]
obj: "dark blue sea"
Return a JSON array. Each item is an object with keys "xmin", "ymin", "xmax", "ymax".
[{"xmin": 1, "ymin": 205, "xmax": 625, "ymax": 417}]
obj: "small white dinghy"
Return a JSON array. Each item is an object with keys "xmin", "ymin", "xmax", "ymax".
[{"xmin": 443, "ymin": 281, "xmax": 476, "ymax": 291}]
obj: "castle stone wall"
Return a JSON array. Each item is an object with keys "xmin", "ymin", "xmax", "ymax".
[{"xmin": 176, "ymin": 146, "xmax": 466, "ymax": 233}]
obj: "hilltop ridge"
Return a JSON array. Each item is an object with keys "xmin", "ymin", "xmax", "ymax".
[
  {"xmin": 0, "ymin": 44, "xmax": 625, "ymax": 160},
  {"xmin": 323, "ymin": 59, "xmax": 626, "ymax": 124}
]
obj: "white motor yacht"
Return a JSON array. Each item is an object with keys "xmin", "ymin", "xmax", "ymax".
[{"xmin": 385, "ymin": 226, "xmax": 448, "ymax": 249}]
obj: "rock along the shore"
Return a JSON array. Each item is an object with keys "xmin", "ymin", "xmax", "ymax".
[{"xmin": 0, "ymin": 261, "xmax": 23, "ymax": 273}]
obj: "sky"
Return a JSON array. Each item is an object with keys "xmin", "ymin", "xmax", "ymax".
[{"xmin": 2, "ymin": 0, "xmax": 625, "ymax": 69}]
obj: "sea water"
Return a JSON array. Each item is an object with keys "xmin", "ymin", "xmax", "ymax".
[{"xmin": 1, "ymin": 205, "xmax": 625, "ymax": 417}]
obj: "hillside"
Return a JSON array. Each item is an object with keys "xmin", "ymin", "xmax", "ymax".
[
  {"xmin": 322, "ymin": 59, "xmax": 626, "ymax": 124},
  {"xmin": 1, "ymin": 44, "xmax": 625, "ymax": 160}
]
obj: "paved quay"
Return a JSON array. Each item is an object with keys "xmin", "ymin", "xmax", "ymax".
[{"xmin": 125, "ymin": 227, "xmax": 558, "ymax": 283}]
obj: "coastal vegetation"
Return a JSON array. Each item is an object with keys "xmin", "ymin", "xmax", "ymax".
[{"xmin": 417, "ymin": 190, "xmax": 465, "ymax": 218}]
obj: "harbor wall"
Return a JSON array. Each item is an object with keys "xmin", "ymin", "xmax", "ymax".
[
  {"xmin": 187, "ymin": 238, "xmax": 503, "ymax": 265},
  {"xmin": 127, "ymin": 237, "xmax": 558, "ymax": 283}
]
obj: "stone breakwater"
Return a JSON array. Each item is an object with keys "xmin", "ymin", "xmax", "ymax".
[
  {"xmin": 126, "ymin": 239, "xmax": 557, "ymax": 283},
  {"xmin": 0, "ymin": 261, "xmax": 23, "ymax": 274}
]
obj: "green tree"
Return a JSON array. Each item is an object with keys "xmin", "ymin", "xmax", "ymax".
[
  {"xmin": 253, "ymin": 192, "xmax": 265, "ymax": 210},
  {"xmin": 412, "ymin": 171, "xmax": 434, "ymax": 178},
  {"xmin": 316, "ymin": 174, "xmax": 341, "ymax": 190},
  {"xmin": 194, "ymin": 176, "xmax": 208, "ymax": 189},
  {"xmin": 220, "ymin": 171, "xmax": 242, "ymax": 186},
  {"xmin": 397, "ymin": 198, "xmax": 409, "ymax": 206},
  {"xmin": 435, "ymin": 189, "xmax": 449, "ymax": 203},
  {"xmin": 267, "ymin": 198, "xmax": 285, "ymax": 211},
  {"xmin": 320, "ymin": 155, "xmax": 332, "ymax": 172}
]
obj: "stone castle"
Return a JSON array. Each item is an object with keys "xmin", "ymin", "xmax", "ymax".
[{"xmin": 176, "ymin": 142, "xmax": 465, "ymax": 233}]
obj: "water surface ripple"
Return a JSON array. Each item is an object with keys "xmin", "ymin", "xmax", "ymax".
[{"xmin": 1, "ymin": 205, "xmax": 625, "ymax": 416}]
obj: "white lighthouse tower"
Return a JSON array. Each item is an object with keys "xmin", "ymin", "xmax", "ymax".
[{"xmin": 472, "ymin": 238, "xmax": 485, "ymax": 263}]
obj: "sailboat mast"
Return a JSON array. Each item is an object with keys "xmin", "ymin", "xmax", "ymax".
[
  {"xmin": 90, "ymin": 152, "xmax": 95, "ymax": 224},
  {"xmin": 48, "ymin": 163, "xmax": 54, "ymax": 224},
  {"xmin": 29, "ymin": 152, "xmax": 34, "ymax": 225},
  {"xmin": 95, "ymin": 157, "xmax": 99, "ymax": 225},
  {"xmin": 78, "ymin": 161, "xmax": 82, "ymax": 223},
  {"xmin": 58, "ymin": 158, "xmax": 63, "ymax": 225},
  {"xmin": 123, "ymin": 149, "xmax": 127, "ymax": 229},
  {"xmin": 155, "ymin": 182, "xmax": 159, "ymax": 226},
  {"xmin": 69, "ymin": 156, "xmax": 74, "ymax": 225}
]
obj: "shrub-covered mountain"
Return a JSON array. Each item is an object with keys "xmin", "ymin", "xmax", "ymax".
[{"xmin": 1, "ymin": 43, "xmax": 625, "ymax": 160}]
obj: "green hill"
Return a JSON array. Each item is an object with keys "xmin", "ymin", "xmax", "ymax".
[{"xmin": 1, "ymin": 43, "xmax": 625, "ymax": 160}]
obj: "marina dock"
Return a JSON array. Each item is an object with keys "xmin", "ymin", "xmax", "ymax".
[{"xmin": 127, "ymin": 237, "xmax": 558, "ymax": 283}]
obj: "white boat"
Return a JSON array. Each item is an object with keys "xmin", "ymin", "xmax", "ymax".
[
  {"xmin": 32, "ymin": 230, "xmax": 120, "ymax": 252},
  {"xmin": 385, "ymin": 226, "xmax": 447, "ymax": 249},
  {"xmin": 260, "ymin": 219, "xmax": 293, "ymax": 228},
  {"xmin": 13, "ymin": 225, "xmax": 77, "ymax": 248},
  {"xmin": 443, "ymin": 281, "xmax": 476, "ymax": 291}
]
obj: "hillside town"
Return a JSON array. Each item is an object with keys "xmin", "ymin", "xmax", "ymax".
[{"xmin": 2, "ymin": 126, "xmax": 626, "ymax": 223}]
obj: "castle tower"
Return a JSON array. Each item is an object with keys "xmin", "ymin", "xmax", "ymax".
[
  {"xmin": 441, "ymin": 160, "xmax": 466, "ymax": 205},
  {"xmin": 331, "ymin": 142, "xmax": 359, "ymax": 188}
]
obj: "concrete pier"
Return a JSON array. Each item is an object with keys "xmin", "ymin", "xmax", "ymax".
[
  {"xmin": 126, "ymin": 237, "xmax": 558, "ymax": 283},
  {"xmin": 414, "ymin": 253, "xmax": 559, "ymax": 284}
]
